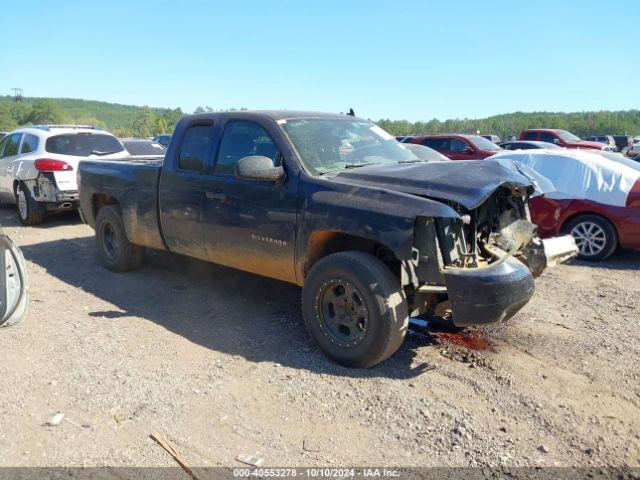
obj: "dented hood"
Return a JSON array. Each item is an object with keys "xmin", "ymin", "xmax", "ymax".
[{"xmin": 332, "ymin": 160, "xmax": 538, "ymax": 210}]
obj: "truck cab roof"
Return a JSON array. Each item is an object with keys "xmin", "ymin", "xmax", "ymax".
[{"xmin": 183, "ymin": 110, "xmax": 362, "ymax": 123}]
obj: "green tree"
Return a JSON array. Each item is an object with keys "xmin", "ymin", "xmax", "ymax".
[
  {"xmin": 154, "ymin": 116, "xmax": 168, "ymax": 135},
  {"xmin": 73, "ymin": 115, "xmax": 106, "ymax": 129},
  {"xmin": 130, "ymin": 107, "xmax": 158, "ymax": 137},
  {"xmin": 0, "ymin": 105, "xmax": 17, "ymax": 131},
  {"xmin": 25, "ymin": 99, "xmax": 70, "ymax": 124}
]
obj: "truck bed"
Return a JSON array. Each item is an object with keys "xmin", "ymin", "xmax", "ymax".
[{"xmin": 78, "ymin": 157, "xmax": 165, "ymax": 250}]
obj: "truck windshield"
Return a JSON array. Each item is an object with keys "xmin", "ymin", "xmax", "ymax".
[
  {"xmin": 46, "ymin": 133, "xmax": 125, "ymax": 157},
  {"xmin": 556, "ymin": 130, "xmax": 581, "ymax": 142},
  {"xmin": 281, "ymin": 118, "xmax": 417, "ymax": 174},
  {"xmin": 468, "ymin": 135, "xmax": 502, "ymax": 151}
]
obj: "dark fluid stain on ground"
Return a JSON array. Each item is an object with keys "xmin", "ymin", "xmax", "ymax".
[{"xmin": 435, "ymin": 331, "xmax": 496, "ymax": 352}]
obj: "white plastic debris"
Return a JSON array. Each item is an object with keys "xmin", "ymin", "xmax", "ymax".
[
  {"xmin": 235, "ymin": 454, "xmax": 264, "ymax": 467},
  {"xmin": 48, "ymin": 413, "xmax": 65, "ymax": 426}
]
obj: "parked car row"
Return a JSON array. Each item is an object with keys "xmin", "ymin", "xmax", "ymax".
[
  {"xmin": 400, "ymin": 128, "xmax": 618, "ymax": 161},
  {"xmin": 402, "ymin": 129, "xmax": 640, "ymax": 156}
]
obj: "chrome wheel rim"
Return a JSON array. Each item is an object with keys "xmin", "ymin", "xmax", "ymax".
[
  {"xmin": 571, "ymin": 221, "xmax": 607, "ymax": 257},
  {"xmin": 17, "ymin": 189, "xmax": 27, "ymax": 220}
]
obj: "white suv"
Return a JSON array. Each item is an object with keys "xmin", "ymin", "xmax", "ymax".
[{"xmin": 0, "ymin": 125, "xmax": 128, "ymax": 225}]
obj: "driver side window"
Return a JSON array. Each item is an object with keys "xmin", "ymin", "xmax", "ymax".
[
  {"xmin": 215, "ymin": 120, "xmax": 279, "ymax": 175},
  {"xmin": 449, "ymin": 138, "xmax": 469, "ymax": 152}
]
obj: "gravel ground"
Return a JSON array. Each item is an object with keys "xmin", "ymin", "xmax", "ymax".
[{"xmin": 0, "ymin": 206, "xmax": 639, "ymax": 469}]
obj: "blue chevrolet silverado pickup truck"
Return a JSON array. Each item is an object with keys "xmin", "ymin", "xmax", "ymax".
[{"xmin": 78, "ymin": 111, "xmax": 577, "ymax": 368}]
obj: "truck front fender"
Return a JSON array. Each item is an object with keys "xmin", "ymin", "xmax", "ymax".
[{"xmin": 296, "ymin": 182, "xmax": 459, "ymax": 282}]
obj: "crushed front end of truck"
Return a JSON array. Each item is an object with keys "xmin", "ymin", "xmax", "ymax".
[{"xmin": 405, "ymin": 180, "xmax": 578, "ymax": 327}]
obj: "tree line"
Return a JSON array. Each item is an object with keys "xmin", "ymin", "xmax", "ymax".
[
  {"xmin": 377, "ymin": 110, "xmax": 640, "ymax": 139},
  {"xmin": 1, "ymin": 96, "xmax": 639, "ymax": 139},
  {"xmin": 0, "ymin": 97, "xmax": 184, "ymax": 137}
]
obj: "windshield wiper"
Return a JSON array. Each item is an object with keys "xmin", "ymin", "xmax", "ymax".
[
  {"xmin": 90, "ymin": 150, "xmax": 119, "ymax": 156},
  {"xmin": 343, "ymin": 162, "xmax": 382, "ymax": 169},
  {"xmin": 397, "ymin": 159, "xmax": 425, "ymax": 163}
]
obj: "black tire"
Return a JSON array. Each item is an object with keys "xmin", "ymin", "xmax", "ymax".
[
  {"xmin": 14, "ymin": 182, "xmax": 46, "ymax": 226},
  {"xmin": 302, "ymin": 251, "xmax": 408, "ymax": 368},
  {"xmin": 95, "ymin": 205, "xmax": 144, "ymax": 272},
  {"xmin": 564, "ymin": 214, "xmax": 618, "ymax": 261}
]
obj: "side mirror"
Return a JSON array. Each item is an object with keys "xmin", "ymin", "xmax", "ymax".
[
  {"xmin": 552, "ymin": 138, "xmax": 561, "ymax": 145},
  {"xmin": 235, "ymin": 155, "xmax": 284, "ymax": 182},
  {"xmin": 0, "ymin": 232, "xmax": 28, "ymax": 327},
  {"xmin": 463, "ymin": 147, "xmax": 475, "ymax": 154}
]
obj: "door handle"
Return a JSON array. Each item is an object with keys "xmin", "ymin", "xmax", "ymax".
[{"xmin": 205, "ymin": 190, "xmax": 227, "ymax": 201}]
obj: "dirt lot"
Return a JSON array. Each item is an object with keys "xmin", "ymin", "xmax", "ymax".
[{"xmin": 1, "ymin": 205, "xmax": 639, "ymax": 469}]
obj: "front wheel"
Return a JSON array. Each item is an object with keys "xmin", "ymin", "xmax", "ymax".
[
  {"xmin": 95, "ymin": 205, "xmax": 144, "ymax": 272},
  {"xmin": 564, "ymin": 214, "xmax": 617, "ymax": 261},
  {"xmin": 302, "ymin": 251, "xmax": 408, "ymax": 368},
  {"xmin": 15, "ymin": 182, "xmax": 46, "ymax": 226}
]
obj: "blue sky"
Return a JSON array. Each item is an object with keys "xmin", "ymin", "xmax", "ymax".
[{"xmin": 2, "ymin": 0, "xmax": 638, "ymax": 121}]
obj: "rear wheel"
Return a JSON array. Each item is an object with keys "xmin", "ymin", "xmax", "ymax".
[
  {"xmin": 302, "ymin": 251, "xmax": 408, "ymax": 368},
  {"xmin": 564, "ymin": 214, "xmax": 617, "ymax": 261},
  {"xmin": 95, "ymin": 205, "xmax": 144, "ymax": 271},
  {"xmin": 14, "ymin": 182, "xmax": 46, "ymax": 226}
]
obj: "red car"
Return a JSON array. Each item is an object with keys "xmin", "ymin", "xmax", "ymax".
[
  {"xmin": 519, "ymin": 129, "xmax": 609, "ymax": 150},
  {"xmin": 494, "ymin": 149, "xmax": 640, "ymax": 261},
  {"xmin": 408, "ymin": 134, "xmax": 502, "ymax": 160}
]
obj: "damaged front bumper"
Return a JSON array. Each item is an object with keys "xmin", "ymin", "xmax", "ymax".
[
  {"xmin": 444, "ymin": 256, "xmax": 534, "ymax": 327},
  {"xmin": 443, "ymin": 235, "xmax": 578, "ymax": 327}
]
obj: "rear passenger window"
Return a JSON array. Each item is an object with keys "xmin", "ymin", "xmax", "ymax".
[
  {"xmin": 215, "ymin": 120, "xmax": 279, "ymax": 175},
  {"xmin": 178, "ymin": 124, "xmax": 214, "ymax": 171},
  {"xmin": 0, "ymin": 135, "xmax": 10, "ymax": 157},
  {"xmin": 3, "ymin": 134, "xmax": 21, "ymax": 157},
  {"xmin": 421, "ymin": 138, "xmax": 449, "ymax": 150},
  {"xmin": 19, "ymin": 134, "xmax": 38, "ymax": 154},
  {"xmin": 523, "ymin": 132, "xmax": 538, "ymax": 140}
]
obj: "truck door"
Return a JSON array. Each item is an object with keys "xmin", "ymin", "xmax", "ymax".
[
  {"xmin": 200, "ymin": 119, "xmax": 298, "ymax": 283},
  {"xmin": 158, "ymin": 121, "xmax": 215, "ymax": 260}
]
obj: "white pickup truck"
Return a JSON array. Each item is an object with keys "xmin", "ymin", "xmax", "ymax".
[{"xmin": 0, "ymin": 125, "xmax": 129, "ymax": 225}]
